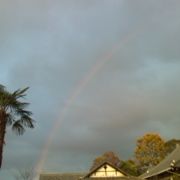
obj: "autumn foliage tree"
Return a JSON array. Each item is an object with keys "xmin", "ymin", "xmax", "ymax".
[
  {"xmin": 135, "ymin": 133, "xmax": 166, "ymax": 171},
  {"xmin": 90, "ymin": 151, "xmax": 121, "ymax": 170}
]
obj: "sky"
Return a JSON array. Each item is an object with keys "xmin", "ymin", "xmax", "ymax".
[{"xmin": 0, "ymin": 0, "xmax": 180, "ymax": 179}]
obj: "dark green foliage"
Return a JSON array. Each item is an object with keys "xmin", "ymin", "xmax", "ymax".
[
  {"xmin": 120, "ymin": 160, "xmax": 140, "ymax": 176},
  {"xmin": 0, "ymin": 85, "xmax": 34, "ymax": 168}
]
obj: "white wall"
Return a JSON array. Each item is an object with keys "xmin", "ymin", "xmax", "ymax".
[{"xmin": 90, "ymin": 164, "xmax": 125, "ymax": 177}]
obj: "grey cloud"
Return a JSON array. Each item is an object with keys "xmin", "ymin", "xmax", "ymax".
[{"xmin": 1, "ymin": 1, "xmax": 180, "ymax": 179}]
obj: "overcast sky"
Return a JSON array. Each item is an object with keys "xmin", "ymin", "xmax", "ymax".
[{"xmin": 1, "ymin": 0, "xmax": 180, "ymax": 179}]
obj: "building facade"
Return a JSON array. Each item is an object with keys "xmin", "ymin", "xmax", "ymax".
[{"xmin": 40, "ymin": 161, "xmax": 141, "ymax": 180}]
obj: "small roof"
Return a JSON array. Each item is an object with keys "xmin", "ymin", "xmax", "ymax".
[
  {"xmin": 83, "ymin": 161, "xmax": 129, "ymax": 179},
  {"xmin": 140, "ymin": 145, "xmax": 180, "ymax": 179},
  {"xmin": 40, "ymin": 172, "xmax": 85, "ymax": 180},
  {"xmin": 84, "ymin": 178, "xmax": 142, "ymax": 180}
]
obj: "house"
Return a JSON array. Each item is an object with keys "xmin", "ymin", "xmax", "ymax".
[
  {"xmin": 83, "ymin": 161, "xmax": 141, "ymax": 180},
  {"xmin": 140, "ymin": 145, "xmax": 180, "ymax": 180},
  {"xmin": 40, "ymin": 161, "xmax": 142, "ymax": 180},
  {"xmin": 83, "ymin": 161, "xmax": 128, "ymax": 178}
]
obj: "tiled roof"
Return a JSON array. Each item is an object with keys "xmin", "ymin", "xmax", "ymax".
[
  {"xmin": 85, "ymin": 178, "xmax": 142, "ymax": 180},
  {"xmin": 140, "ymin": 145, "xmax": 180, "ymax": 179},
  {"xmin": 39, "ymin": 172, "xmax": 86, "ymax": 180},
  {"xmin": 39, "ymin": 173, "xmax": 142, "ymax": 180}
]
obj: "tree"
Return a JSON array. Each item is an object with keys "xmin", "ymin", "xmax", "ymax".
[
  {"xmin": 120, "ymin": 160, "xmax": 139, "ymax": 176},
  {"xmin": 90, "ymin": 151, "xmax": 121, "ymax": 170},
  {"xmin": 135, "ymin": 133, "xmax": 166, "ymax": 172},
  {"xmin": 0, "ymin": 85, "xmax": 34, "ymax": 168}
]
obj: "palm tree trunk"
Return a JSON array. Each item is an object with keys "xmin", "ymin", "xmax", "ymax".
[{"xmin": 0, "ymin": 110, "xmax": 6, "ymax": 168}]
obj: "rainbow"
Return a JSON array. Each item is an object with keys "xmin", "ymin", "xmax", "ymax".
[{"xmin": 33, "ymin": 27, "xmax": 141, "ymax": 180}]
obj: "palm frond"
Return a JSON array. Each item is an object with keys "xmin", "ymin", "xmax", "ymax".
[
  {"xmin": 10, "ymin": 102, "xmax": 30, "ymax": 114},
  {"xmin": 12, "ymin": 121, "xmax": 25, "ymax": 135},
  {"xmin": 0, "ymin": 86, "xmax": 34, "ymax": 135},
  {"xmin": 15, "ymin": 109, "xmax": 32, "ymax": 117},
  {"xmin": 18, "ymin": 102, "xmax": 30, "ymax": 108},
  {"xmin": 12, "ymin": 87, "xmax": 29, "ymax": 99},
  {"xmin": 19, "ymin": 115, "xmax": 35, "ymax": 128},
  {"xmin": 0, "ymin": 90, "xmax": 12, "ymax": 108},
  {"xmin": 6, "ymin": 113, "xmax": 14, "ymax": 126}
]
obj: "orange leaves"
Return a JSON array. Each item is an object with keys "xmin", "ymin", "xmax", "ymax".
[{"xmin": 135, "ymin": 133, "xmax": 166, "ymax": 170}]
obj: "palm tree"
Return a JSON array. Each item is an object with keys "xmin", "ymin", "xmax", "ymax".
[{"xmin": 0, "ymin": 85, "xmax": 34, "ymax": 168}]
